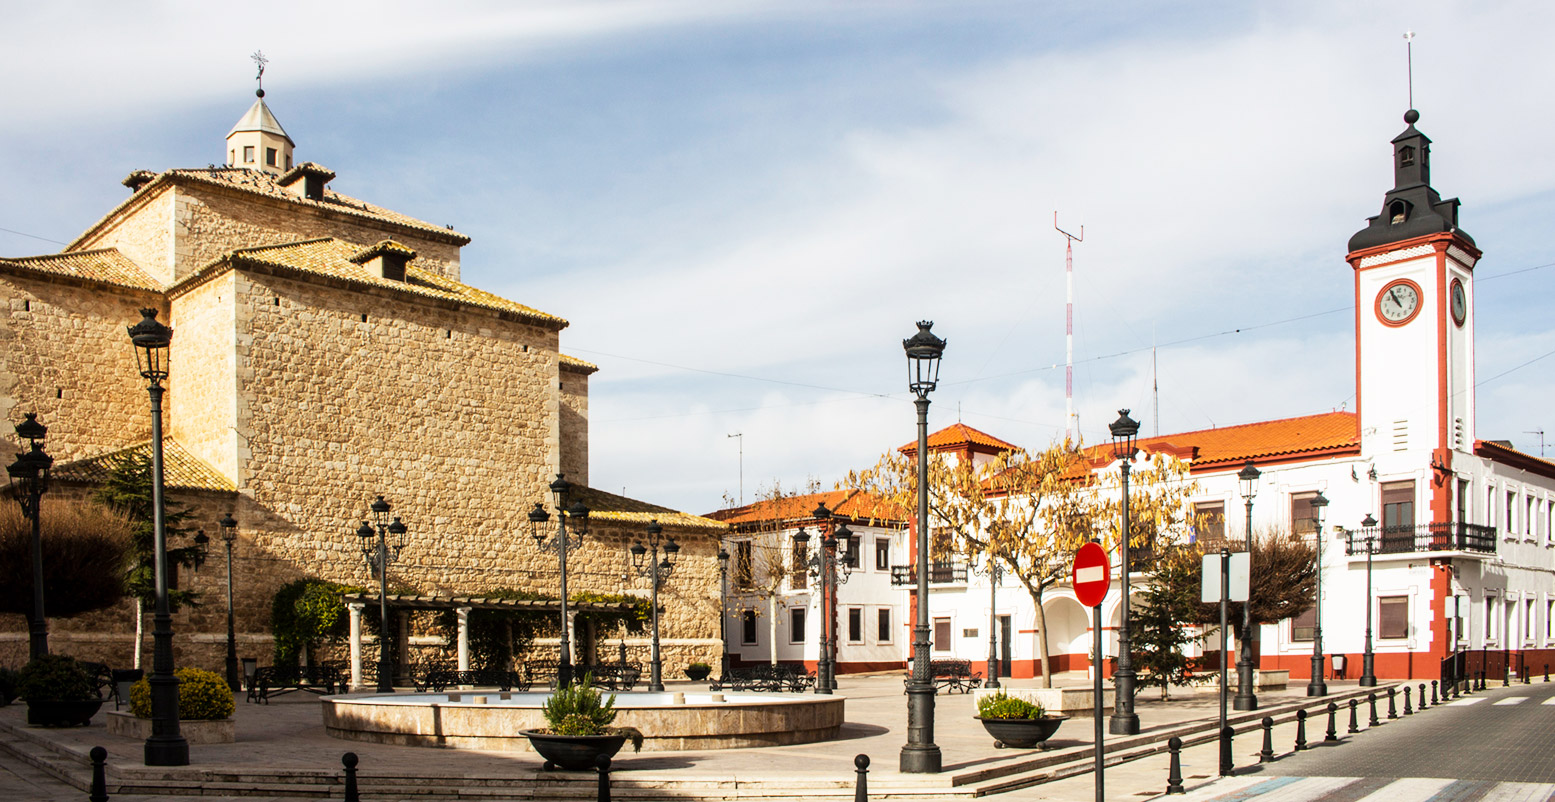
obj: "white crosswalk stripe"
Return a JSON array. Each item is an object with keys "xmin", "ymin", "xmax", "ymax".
[
  {"xmin": 1355, "ymin": 777, "xmax": 1453, "ymax": 801},
  {"xmin": 1543, "ymin": 696, "xmax": 1555, "ymax": 705},
  {"xmin": 1478, "ymin": 782, "xmax": 1555, "ymax": 802},
  {"xmin": 1448, "ymin": 696, "xmax": 1486, "ymax": 705},
  {"xmin": 1157, "ymin": 777, "xmax": 1555, "ymax": 801},
  {"xmin": 1493, "ymin": 696, "xmax": 1528, "ymax": 705}
]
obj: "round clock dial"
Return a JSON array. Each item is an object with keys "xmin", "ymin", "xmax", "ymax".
[
  {"xmin": 1377, "ymin": 280, "xmax": 1421, "ymax": 325},
  {"xmin": 1450, "ymin": 279, "xmax": 1466, "ymax": 326}
]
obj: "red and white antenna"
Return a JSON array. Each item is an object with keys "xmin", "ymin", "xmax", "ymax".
[{"xmin": 1055, "ymin": 212, "xmax": 1083, "ymax": 443}]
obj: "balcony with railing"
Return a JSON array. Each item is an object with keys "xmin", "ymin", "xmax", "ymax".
[
  {"xmin": 1344, "ymin": 522, "xmax": 1497, "ymax": 556},
  {"xmin": 889, "ymin": 560, "xmax": 968, "ymax": 586}
]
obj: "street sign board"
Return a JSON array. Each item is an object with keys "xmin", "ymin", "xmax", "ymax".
[
  {"xmin": 1073, "ymin": 542, "xmax": 1110, "ymax": 608},
  {"xmin": 1200, "ymin": 552, "xmax": 1250, "ymax": 602}
]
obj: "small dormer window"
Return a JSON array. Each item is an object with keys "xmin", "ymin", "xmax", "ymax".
[
  {"xmin": 243, "ymin": 146, "xmax": 254, "ymax": 163},
  {"xmin": 1399, "ymin": 146, "xmax": 1415, "ymax": 167},
  {"xmin": 266, "ymin": 148, "xmax": 277, "ymax": 167},
  {"xmin": 1390, "ymin": 200, "xmax": 1408, "ymax": 225}
]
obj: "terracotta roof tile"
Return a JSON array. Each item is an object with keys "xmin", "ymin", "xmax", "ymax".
[
  {"xmin": 0, "ymin": 248, "xmax": 161, "ymax": 292},
  {"xmin": 52, "ymin": 439, "xmax": 235, "ymax": 493},
  {"xmin": 569, "ymin": 485, "xmax": 729, "ymax": 532},
  {"xmin": 899, "ymin": 422, "xmax": 1019, "ymax": 456},
  {"xmin": 1092, "ymin": 411, "xmax": 1359, "ymax": 471},
  {"xmin": 706, "ymin": 489, "xmax": 908, "ymax": 528},
  {"xmin": 559, "ymin": 354, "xmax": 599, "ymax": 374}
]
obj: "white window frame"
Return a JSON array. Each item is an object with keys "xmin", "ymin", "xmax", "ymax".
[
  {"xmin": 789, "ymin": 606, "xmax": 807, "ymax": 645},
  {"xmin": 846, "ymin": 607, "xmax": 864, "ymax": 644},
  {"xmin": 1485, "ymin": 594, "xmax": 1500, "ymax": 644},
  {"xmin": 932, "ymin": 616, "xmax": 953, "ymax": 653},
  {"xmin": 876, "ymin": 607, "xmax": 894, "ymax": 645}
]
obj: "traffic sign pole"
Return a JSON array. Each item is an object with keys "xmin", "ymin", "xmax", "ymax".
[
  {"xmin": 1093, "ymin": 601, "xmax": 1103, "ymax": 802},
  {"xmin": 1072, "ymin": 541, "xmax": 1111, "ymax": 802}
]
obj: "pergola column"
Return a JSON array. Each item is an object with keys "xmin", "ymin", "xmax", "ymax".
[
  {"xmin": 346, "ymin": 602, "xmax": 365, "ymax": 690},
  {"xmin": 456, "ymin": 607, "xmax": 472, "ymax": 672}
]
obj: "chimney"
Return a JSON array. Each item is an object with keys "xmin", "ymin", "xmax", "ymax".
[
  {"xmin": 122, "ymin": 170, "xmax": 158, "ymax": 193},
  {"xmin": 277, "ymin": 162, "xmax": 336, "ymax": 201},
  {"xmin": 349, "ymin": 240, "xmax": 416, "ymax": 282}
]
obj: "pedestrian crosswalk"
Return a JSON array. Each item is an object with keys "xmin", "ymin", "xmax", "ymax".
[
  {"xmin": 1163, "ymin": 775, "xmax": 1555, "ymax": 801},
  {"xmin": 1448, "ymin": 696, "xmax": 1485, "ymax": 705}
]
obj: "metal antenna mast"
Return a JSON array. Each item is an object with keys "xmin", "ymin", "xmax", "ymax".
[
  {"xmin": 1403, "ymin": 31, "xmax": 1415, "ymax": 108},
  {"xmin": 727, "ymin": 433, "xmax": 743, "ymax": 505},
  {"xmin": 1055, "ymin": 213, "xmax": 1083, "ymax": 442},
  {"xmin": 1525, "ymin": 430, "xmax": 1546, "ymax": 459}
]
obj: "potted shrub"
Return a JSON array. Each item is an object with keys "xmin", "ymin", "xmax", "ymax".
[
  {"xmin": 18, "ymin": 654, "xmax": 102, "ymax": 727},
  {"xmin": 520, "ymin": 675, "xmax": 643, "ymax": 771},
  {"xmin": 112, "ymin": 667, "xmax": 236, "ymax": 744},
  {"xmin": 684, "ymin": 662, "xmax": 712, "ymax": 682},
  {"xmin": 974, "ymin": 691, "xmax": 1067, "ymax": 749}
]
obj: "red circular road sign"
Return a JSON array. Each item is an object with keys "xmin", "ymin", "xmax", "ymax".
[{"xmin": 1072, "ymin": 542, "xmax": 1111, "ymax": 608}]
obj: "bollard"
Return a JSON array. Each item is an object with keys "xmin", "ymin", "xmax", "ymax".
[
  {"xmin": 1259, "ymin": 717, "xmax": 1274, "ymax": 763},
  {"xmin": 1545, "ymin": 664, "xmax": 1549, "ymax": 683},
  {"xmin": 342, "ymin": 753, "xmax": 360, "ymax": 802},
  {"xmin": 1348, "ymin": 698, "xmax": 1360, "ymax": 734},
  {"xmin": 1480, "ymin": 670, "xmax": 1487, "ymax": 690},
  {"xmin": 1367, "ymin": 692, "xmax": 1380, "ymax": 727},
  {"xmin": 1294, "ymin": 709, "xmax": 1307, "ymax": 752},
  {"xmin": 1325, "ymin": 702, "xmax": 1339, "ymax": 742},
  {"xmin": 1386, "ymin": 687, "xmax": 1397, "ymax": 719},
  {"xmin": 1503, "ymin": 667, "xmax": 1510, "ymax": 687},
  {"xmin": 1403, "ymin": 686, "xmax": 1412, "ymax": 715},
  {"xmin": 597, "ymin": 754, "xmax": 612, "ymax": 802},
  {"xmin": 1453, "ymin": 678, "xmax": 1461, "ymax": 699},
  {"xmin": 1165, "ymin": 737, "xmax": 1185, "ymax": 794},
  {"xmin": 854, "ymin": 754, "xmax": 869, "ymax": 802},
  {"xmin": 1219, "ymin": 725, "xmax": 1234, "ymax": 777},
  {"xmin": 89, "ymin": 746, "xmax": 108, "ymax": 802}
]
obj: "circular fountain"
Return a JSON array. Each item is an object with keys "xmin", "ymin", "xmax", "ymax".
[{"xmin": 323, "ymin": 690, "xmax": 843, "ymax": 751}]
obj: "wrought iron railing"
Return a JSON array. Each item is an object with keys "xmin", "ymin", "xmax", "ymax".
[
  {"xmin": 890, "ymin": 560, "xmax": 969, "ymax": 586},
  {"xmin": 1344, "ymin": 522, "xmax": 1496, "ymax": 556}
]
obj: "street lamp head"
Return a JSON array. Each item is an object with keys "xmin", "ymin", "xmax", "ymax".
[
  {"xmin": 1309, "ymin": 490, "xmax": 1328, "ymax": 532},
  {"xmin": 630, "ymin": 540, "xmax": 647, "ymax": 569},
  {"xmin": 370, "ymin": 495, "xmax": 391, "ymax": 527},
  {"xmin": 792, "ymin": 526, "xmax": 811, "ymax": 552},
  {"xmin": 903, "ymin": 321, "xmax": 946, "ymax": 397},
  {"xmin": 549, "ymin": 473, "xmax": 571, "ymax": 504},
  {"xmin": 1237, "ymin": 460, "xmax": 1261, "ymax": 499},
  {"xmin": 1109, "ymin": 409, "xmax": 1140, "ymax": 461},
  {"xmin": 664, "ymin": 538, "xmax": 680, "ymax": 565},
  {"xmin": 387, "ymin": 516, "xmax": 407, "ymax": 552},
  {"xmin": 356, "ymin": 520, "xmax": 374, "ymax": 540},
  {"xmin": 193, "ymin": 530, "xmax": 210, "ymax": 559},
  {"xmin": 1361, "ymin": 513, "xmax": 1377, "ymax": 528},
  {"xmin": 126, "ymin": 308, "xmax": 173, "ymax": 383},
  {"xmin": 717, "ymin": 547, "xmax": 729, "ymax": 565},
  {"xmin": 527, "ymin": 502, "xmax": 550, "ymax": 543},
  {"xmin": 565, "ymin": 500, "xmax": 589, "ymax": 537},
  {"xmin": 14, "ymin": 413, "xmax": 46, "ymax": 445},
  {"xmin": 833, "ymin": 521, "xmax": 855, "ymax": 551},
  {"xmin": 219, "ymin": 512, "xmax": 238, "ymax": 543},
  {"xmin": 812, "ymin": 502, "xmax": 832, "ymax": 521}
]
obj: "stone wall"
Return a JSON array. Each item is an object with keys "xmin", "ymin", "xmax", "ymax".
[
  {"xmin": 169, "ymin": 272, "xmax": 237, "ymax": 479},
  {"xmin": 71, "ymin": 188, "xmax": 177, "ymax": 285},
  {"xmin": 558, "ymin": 364, "xmax": 589, "ymax": 486}
]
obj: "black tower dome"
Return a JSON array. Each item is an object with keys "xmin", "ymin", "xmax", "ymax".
[{"xmin": 1348, "ymin": 109, "xmax": 1474, "ymax": 253}]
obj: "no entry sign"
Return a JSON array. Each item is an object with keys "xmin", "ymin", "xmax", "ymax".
[{"xmin": 1073, "ymin": 541, "xmax": 1110, "ymax": 608}]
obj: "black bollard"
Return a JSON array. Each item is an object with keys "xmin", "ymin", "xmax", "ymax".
[
  {"xmin": 597, "ymin": 754, "xmax": 612, "ymax": 802},
  {"xmin": 1503, "ymin": 667, "xmax": 1510, "ymax": 687},
  {"xmin": 1294, "ymin": 709, "xmax": 1307, "ymax": 752},
  {"xmin": 1219, "ymin": 725, "xmax": 1234, "ymax": 777},
  {"xmin": 1453, "ymin": 677, "xmax": 1461, "ymax": 699},
  {"xmin": 1545, "ymin": 664, "xmax": 1549, "ymax": 683},
  {"xmin": 854, "ymin": 754, "xmax": 869, "ymax": 802},
  {"xmin": 1348, "ymin": 698, "xmax": 1360, "ymax": 734},
  {"xmin": 1403, "ymin": 686, "xmax": 1412, "ymax": 715},
  {"xmin": 1387, "ymin": 687, "xmax": 1397, "ymax": 719},
  {"xmin": 1259, "ymin": 717, "xmax": 1274, "ymax": 763},
  {"xmin": 89, "ymin": 746, "xmax": 108, "ymax": 802},
  {"xmin": 1325, "ymin": 702, "xmax": 1339, "ymax": 742},
  {"xmin": 1480, "ymin": 670, "xmax": 1487, "ymax": 690},
  {"xmin": 1166, "ymin": 737, "xmax": 1185, "ymax": 795},
  {"xmin": 342, "ymin": 753, "xmax": 360, "ymax": 802},
  {"xmin": 1368, "ymin": 692, "xmax": 1380, "ymax": 727}
]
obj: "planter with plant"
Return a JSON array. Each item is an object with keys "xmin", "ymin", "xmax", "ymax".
[
  {"xmin": 18, "ymin": 654, "xmax": 102, "ymax": 727},
  {"xmin": 109, "ymin": 667, "xmax": 236, "ymax": 744},
  {"xmin": 684, "ymin": 662, "xmax": 712, "ymax": 682},
  {"xmin": 974, "ymin": 691, "xmax": 1067, "ymax": 749},
  {"xmin": 520, "ymin": 675, "xmax": 643, "ymax": 770}
]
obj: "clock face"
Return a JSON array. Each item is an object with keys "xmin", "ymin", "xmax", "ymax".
[
  {"xmin": 1376, "ymin": 280, "xmax": 1422, "ymax": 325},
  {"xmin": 1450, "ymin": 279, "xmax": 1467, "ymax": 326}
]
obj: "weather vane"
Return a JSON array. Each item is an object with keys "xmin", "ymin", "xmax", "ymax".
[
  {"xmin": 1403, "ymin": 31, "xmax": 1415, "ymax": 109},
  {"xmin": 252, "ymin": 50, "xmax": 269, "ymax": 98}
]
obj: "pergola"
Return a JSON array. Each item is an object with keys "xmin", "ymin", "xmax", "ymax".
[{"xmin": 340, "ymin": 592, "xmax": 639, "ymax": 689}]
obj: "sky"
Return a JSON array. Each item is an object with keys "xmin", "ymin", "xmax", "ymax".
[{"xmin": 1, "ymin": 1, "xmax": 1552, "ymax": 516}]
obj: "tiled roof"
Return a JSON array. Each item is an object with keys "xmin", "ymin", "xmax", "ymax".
[
  {"xmin": 559, "ymin": 354, "xmax": 598, "ymax": 374},
  {"xmin": 569, "ymin": 485, "xmax": 729, "ymax": 532},
  {"xmin": 171, "ymin": 238, "xmax": 567, "ymax": 330},
  {"xmin": 69, "ymin": 166, "xmax": 469, "ymax": 252},
  {"xmin": 899, "ymin": 422, "xmax": 1019, "ymax": 456},
  {"xmin": 228, "ymin": 97, "xmax": 293, "ymax": 143},
  {"xmin": 1123, "ymin": 411, "xmax": 1359, "ymax": 471},
  {"xmin": 705, "ymin": 488, "xmax": 908, "ymax": 528},
  {"xmin": 0, "ymin": 248, "xmax": 162, "ymax": 292},
  {"xmin": 1475, "ymin": 439, "xmax": 1555, "ymax": 481},
  {"xmin": 51, "ymin": 439, "xmax": 235, "ymax": 493}
]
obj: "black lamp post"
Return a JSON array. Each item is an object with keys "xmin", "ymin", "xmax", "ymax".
[
  {"xmin": 1359, "ymin": 513, "xmax": 1378, "ymax": 687},
  {"xmin": 717, "ymin": 547, "xmax": 731, "ymax": 679},
  {"xmin": 794, "ymin": 503, "xmax": 854, "ymax": 694},
  {"xmin": 1306, "ymin": 491, "xmax": 1329, "ymax": 697},
  {"xmin": 529, "ymin": 474, "xmax": 587, "ymax": 688},
  {"xmin": 356, "ymin": 497, "xmax": 406, "ymax": 692},
  {"xmin": 7, "ymin": 413, "xmax": 52, "ymax": 660},
  {"xmin": 218, "ymin": 513, "xmax": 240, "ymax": 692},
  {"xmin": 629, "ymin": 520, "xmax": 679, "ymax": 692},
  {"xmin": 1234, "ymin": 460, "xmax": 1261, "ymax": 711},
  {"xmin": 1108, "ymin": 409, "xmax": 1141, "ymax": 735},
  {"xmin": 128, "ymin": 307, "xmax": 187, "ymax": 766},
  {"xmin": 901, "ymin": 320, "xmax": 944, "ymax": 774},
  {"xmin": 974, "ymin": 553, "xmax": 1003, "ymax": 689}
]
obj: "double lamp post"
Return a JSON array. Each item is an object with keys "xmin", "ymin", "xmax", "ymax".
[
  {"xmin": 7, "ymin": 413, "xmax": 52, "ymax": 660},
  {"xmin": 793, "ymin": 502, "xmax": 854, "ymax": 694},
  {"xmin": 356, "ymin": 496, "xmax": 408, "ymax": 692},
  {"xmin": 529, "ymin": 474, "xmax": 587, "ymax": 688},
  {"xmin": 629, "ymin": 520, "xmax": 678, "ymax": 692}
]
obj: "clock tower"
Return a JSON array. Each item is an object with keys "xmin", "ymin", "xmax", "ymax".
[{"xmin": 1348, "ymin": 109, "xmax": 1480, "ymax": 524}]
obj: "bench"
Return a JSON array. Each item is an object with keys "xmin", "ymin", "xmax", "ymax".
[
  {"xmin": 520, "ymin": 660, "xmax": 641, "ymax": 691},
  {"xmin": 709, "ymin": 664, "xmax": 817, "ymax": 693},
  {"xmin": 905, "ymin": 659, "xmax": 983, "ymax": 694},
  {"xmin": 247, "ymin": 665, "xmax": 346, "ymax": 704},
  {"xmin": 415, "ymin": 666, "xmax": 530, "ymax": 693}
]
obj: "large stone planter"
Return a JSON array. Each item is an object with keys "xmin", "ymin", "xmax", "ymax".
[
  {"xmin": 26, "ymin": 699, "xmax": 103, "ymax": 727},
  {"xmin": 975, "ymin": 715, "xmax": 1068, "ymax": 749},
  {"xmin": 106, "ymin": 711, "xmax": 235, "ymax": 744},
  {"xmin": 519, "ymin": 730, "xmax": 626, "ymax": 771}
]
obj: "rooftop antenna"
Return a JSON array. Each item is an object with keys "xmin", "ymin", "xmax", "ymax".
[
  {"xmin": 1525, "ymin": 429, "xmax": 1546, "ymax": 458},
  {"xmin": 1403, "ymin": 31, "xmax": 1415, "ymax": 109},
  {"xmin": 251, "ymin": 50, "xmax": 269, "ymax": 98},
  {"xmin": 1152, "ymin": 329, "xmax": 1159, "ymax": 437},
  {"xmin": 1055, "ymin": 212, "xmax": 1083, "ymax": 443},
  {"xmin": 727, "ymin": 433, "xmax": 743, "ymax": 505}
]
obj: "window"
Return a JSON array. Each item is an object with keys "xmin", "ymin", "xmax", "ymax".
[
  {"xmin": 1487, "ymin": 486, "xmax": 1496, "ymax": 528},
  {"xmin": 1507, "ymin": 490, "xmax": 1516, "ymax": 532},
  {"xmin": 1528, "ymin": 497, "xmax": 1536, "ymax": 537},
  {"xmin": 741, "ymin": 610, "xmax": 757, "ymax": 645},
  {"xmin": 875, "ymin": 538, "xmax": 890, "ymax": 571},
  {"xmin": 848, "ymin": 608, "xmax": 862, "ymax": 642},
  {"xmin": 1399, "ymin": 145, "xmax": 1415, "ymax": 167},
  {"xmin": 1525, "ymin": 599, "xmax": 1536, "ymax": 642},
  {"xmin": 877, "ymin": 608, "xmax": 893, "ymax": 643},
  {"xmin": 1290, "ymin": 492, "xmax": 1319, "ymax": 536},
  {"xmin": 1192, "ymin": 501, "xmax": 1225, "ymax": 547},
  {"xmin": 1486, "ymin": 596, "xmax": 1500, "ymax": 642},
  {"xmin": 1453, "ymin": 596, "xmax": 1467, "ymax": 645},
  {"xmin": 1378, "ymin": 596, "xmax": 1409, "ymax": 640},
  {"xmin": 266, "ymin": 147, "xmax": 277, "ymax": 167},
  {"xmin": 734, "ymin": 541, "xmax": 754, "ymax": 590},
  {"xmin": 842, "ymin": 534, "xmax": 860, "ymax": 570},
  {"xmin": 1290, "ymin": 607, "xmax": 1316, "ymax": 642},
  {"xmin": 285, "ymin": 154, "xmax": 292, "ymax": 169},
  {"xmin": 229, "ymin": 149, "xmax": 235, "ymax": 165},
  {"xmin": 1381, "ymin": 481, "xmax": 1415, "ymax": 530},
  {"xmin": 791, "ymin": 540, "xmax": 808, "ymax": 590},
  {"xmin": 789, "ymin": 607, "xmax": 806, "ymax": 644},
  {"xmin": 1457, "ymin": 479, "xmax": 1469, "ymax": 524},
  {"xmin": 932, "ymin": 618, "xmax": 952, "ymax": 652},
  {"xmin": 1547, "ymin": 599, "xmax": 1555, "ymax": 642},
  {"xmin": 243, "ymin": 145, "xmax": 254, "ymax": 163}
]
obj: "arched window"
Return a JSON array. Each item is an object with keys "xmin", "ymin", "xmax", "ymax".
[
  {"xmin": 1390, "ymin": 200, "xmax": 1408, "ymax": 225},
  {"xmin": 1399, "ymin": 146, "xmax": 1416, "ymax": 167}
]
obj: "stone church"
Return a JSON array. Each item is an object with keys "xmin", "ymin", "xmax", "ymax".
[{"xmin": 0, "ymin": 90, "xmax": 727, "ymax": 676}]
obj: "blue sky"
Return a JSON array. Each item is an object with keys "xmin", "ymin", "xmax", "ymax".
[{"xmin": 2, "ymin": 1, "xmax": 1551, "ymax": 514}]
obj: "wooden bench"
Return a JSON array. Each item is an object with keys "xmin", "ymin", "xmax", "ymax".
[
  {"xmin": 710, "ymin": 664, "xmax": 816, "ymax": 693},
  {"xmin": 247, "ymin": 665, "xmax": 345, "ymax": 704},
  {"xmin": 904, "ymin": 659, "xmax": 983, "ymax": 694}
]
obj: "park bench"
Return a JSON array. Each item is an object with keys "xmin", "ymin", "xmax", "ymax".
[
  {"xmin": 521, "ymin": 660, "xmax": 642, "ymax": 691},
  {"xmin": 247, "ymin": 664, "xmax": 346, "ymax": 704},
  {"xmin": 903, "ymin": 658, "xmax": 983, "ymax": 694},
  {"xmin": 415, "ymin": 666, "xmax": 530, "ymax": 693},
  {"xmin": 709, "ymin": 664, "xmax": 816, "ymax": 693}
]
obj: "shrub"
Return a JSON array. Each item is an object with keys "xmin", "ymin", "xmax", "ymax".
[
  {"xmin": 0, "ymin": 666, "xmax": 17, "ymax": 705},
  {"xmin": 0, "ymin": 500, "xmax": 132, "ymax": 618},
  {"xmin": 538, "ymin": 675, "xmax": 642, "ymax": 751},
  {"xmin": 17, "ymin": 654, "xmax": 97, "ymax": 702},
  {"xmin": 129, "ymin": 667, "xmax": 235, "ymax": 720},
  {"xmin": 271, "ymin": 578, "xmax": 357, "ymax": 667},
  {"xmin": 976, "ymin": 691, "xmax": 1046, "ymax": 720},
  {"xmin": 687, "ymin": 662, "xmax": 711, "ymax": 672}
]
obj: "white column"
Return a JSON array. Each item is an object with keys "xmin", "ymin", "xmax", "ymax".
[
  {"xmin": 456, "ymin": 607, "xmax": 472, "ymax": 672},
  {"xmin": 347, "ymin": 602, "xmax": 365, "ymax": 690}
]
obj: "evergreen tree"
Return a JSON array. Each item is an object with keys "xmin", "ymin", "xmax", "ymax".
[{"xmin": 1127, "ymin": 546, "xmax": 1205, "ymax": 700}]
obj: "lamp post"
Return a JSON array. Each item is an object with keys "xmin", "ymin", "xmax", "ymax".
[
  {"xmin": 1108, "ymin": 409, "xmax": 1141, "ymax": 735},
  {"xmin": 629, "ymin": 520, "xmax": 679, "ymax": 692},
  {"xmin": 7, "ymin": 413, "xmax": 52, "ymax": 660},
  {"xmin": 974, "ymin": 553, "xmax": 1003, "ymax": 689},
  {"xmin": 1234, "ymin": 460, "xmax": 1261, "ymax": 711},
  {"xmin": 127, "ymin": 307, "xmax": 187, "ymax": 766},
  {"xmin": 1359, "ymin": 513, "xmax": 1378, "ymax": 687},
  {"xmin": 901, "ymin": 320, "xmax": 944, "ymax": 773},
  {"xmin": 794, "ymin": 503, "xmax": 854, "ymax": 694},
  {"xmin": 529, "ymin": 474, "xmax": 588, "ymax": 688},
  {"xmin": 355, "ymin": 496, "xmax": 407, "ymax": 693},
  {"xmin": 717, "ymin": 546, "xmax": 731, "ymax": 678},
  {"xmin": 1306, "ymin": 491, "xmax": 1328, "ymax": 697},
  {"xmin": 218, "ymin": 513, "xmax": 241, "ymax": 692}
]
